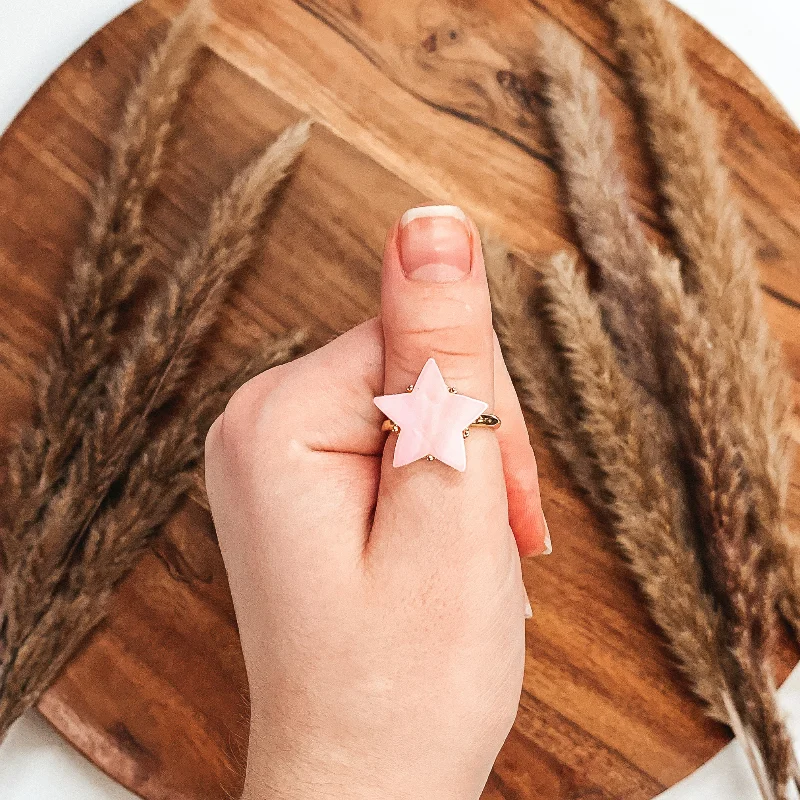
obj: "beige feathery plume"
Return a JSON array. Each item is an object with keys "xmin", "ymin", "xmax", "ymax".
[
  {"xmin": 2, "ymin": 0, "xmax": 209, "ymax": 567},
  {"xmin": 0, "ymin": 1, "xmax": 310, "ymax": 729},
  {"xmin": 606, "ymin": 0, "xmax": 754, "ymax": 311},
  {"xmin": 539, "ymin": 253, "xmax": 732, "ymax": 721},
  {"xmin": 0, "ymin": 121, "xmax": 310, "ymax": 693},
  {"xmin": 533, "ymin": 20, "xmax": 683, "ymax": 508},
  {"xmin": 649, "ymin": 261, "xmax": 794, "ymax": 796},
  {"xmin": 488, "ymin": 245, "xmax": 731, "ymax": 722},
  {"xmin": 534, "ymin": 23, "xmax": 662, "ymax": 398},
  {"xmin": 607, "ymin": 0, "xmax": 796, "ymax": 640},
  {"xmin": 534, "ymin": 15, "xmax": 796, "ymax": 796},
  {"xmin": 0, "ymin": 331, "xmax": 306, "ymax": 733}
]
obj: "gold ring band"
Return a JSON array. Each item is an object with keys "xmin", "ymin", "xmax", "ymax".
[{"xmin": 381, "ymin": 413, "xmax": 501, "ymax": 433}]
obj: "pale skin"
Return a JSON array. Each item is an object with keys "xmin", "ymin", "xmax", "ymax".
[{"xmin": 205, "ymin": 206, "xmax": 549, "ymax": 800}]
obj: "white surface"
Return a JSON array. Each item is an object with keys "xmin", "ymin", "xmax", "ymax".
[
  {"xmin": 0, "ymin": 711, "xmax": 136, "ymax": 800},
  {"xmin": 0, "ymin": 1, "xmax": 798, "ymax": 798},
  {"xmin": 657, "ymin": 667, "xmax": 800, "ymax": 799},
  {"xmin": 0, "ymin": 0, "xmax": 137, "ymax": 135},
  {"xmin": 670, "ymin": 0, "xmax": 800, "ymax": 125}
]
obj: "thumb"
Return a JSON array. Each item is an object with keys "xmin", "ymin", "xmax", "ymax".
[{"xmin": 371, "ymin": 205, "xmax": 508, "ymax": 559}]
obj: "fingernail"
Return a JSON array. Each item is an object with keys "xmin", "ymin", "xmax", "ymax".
[
  {"xmin": 524, "ymin": 595, "xmax": 533, "ymax": 619},
  {"xmin": 399, "ymin": 205, "xmax": 471, "ymax": 282},
  {"xmin": 541, "ymin": 512, "xmax": 552, "ymax": 555}
]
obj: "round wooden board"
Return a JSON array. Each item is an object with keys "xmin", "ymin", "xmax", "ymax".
[{"xmin": 1, "ymin": 0, "xmax": 799, "ymax": 797}]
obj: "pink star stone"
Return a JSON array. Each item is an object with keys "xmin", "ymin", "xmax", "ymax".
[{"xmin": 374, "ymin": 358, "xmax": 488, "ymax": 472}]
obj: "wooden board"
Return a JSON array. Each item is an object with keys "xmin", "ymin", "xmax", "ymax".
[{"xmin": 0, "ymin": 0, "xmax": 799, "ymax": 797}]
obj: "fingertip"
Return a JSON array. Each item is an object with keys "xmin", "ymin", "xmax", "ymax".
[
  {"xmin": 493, "ymin": 336, "xmax": 549, "ymax": 557},
  {"xmin": 506, "ymin": 460, "xmax": 549, "ymax": 557},
  {"xmin": 505, "ymin": 438, "xmax": 550, "ymax": 557},
  {"xmin": 382, "ymin": 205, "xmax": 487, "ymax": 289}
]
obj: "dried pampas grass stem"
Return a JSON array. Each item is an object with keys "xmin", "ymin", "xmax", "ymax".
[
  {"xmin": 0, "ymin": 331, "xmax": 306, "ymax": 732},
  {"xmin": 489, "ymin": 246, "xmax": 730, "ymax": 722},
  {"xmin": 607, "ymin": 0, "xmax": 757, "ymax": 315},
  {"xmin": 530, "ymin": 12, "xmax": 797, "ymax": 798},
  {"xmin": 607, "ymin": 0, "xmax": 796, "ymax": 645},
  {"xmin": 0, "ymin": 120, "xmax": 309, "ymax": 715},
  {"xmin": 2, "ymin": 0, "xmax": 208, "ymax": 569},
  {"xmin": 535, "ymin": 23, "xmax": 662, "ymax": 398},
  {"xmin": 0, "ymin": 2, "xmax": 309, "ymax": 737},
  {"xmin": 649, "ymin": 261, "xmax": 794, "ymax": 796}
]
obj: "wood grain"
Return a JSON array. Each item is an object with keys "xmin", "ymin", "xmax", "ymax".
[{"xmin": 0, "ymin": 0, "xmax": 798, "ymax": 798}]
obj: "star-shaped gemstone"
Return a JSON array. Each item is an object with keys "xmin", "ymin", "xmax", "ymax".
[{"xmin": 374, "ymin": 358, "xmax": 488, "ymax": 472}]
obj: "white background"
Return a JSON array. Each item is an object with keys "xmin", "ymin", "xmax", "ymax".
[{"xmin": 0, "ymin": 1, "xmax": 799, "ymax": 798}]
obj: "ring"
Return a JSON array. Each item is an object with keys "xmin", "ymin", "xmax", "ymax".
[
  {"xmin": 373, "ymin": 358, "xmax": 500, "ymax": 472},
  {"xmin": 380, "ymin": 414, "xmax": 501, "ymax": 432}
]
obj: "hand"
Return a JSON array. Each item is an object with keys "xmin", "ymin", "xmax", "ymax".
[{"xmin": 205, "ymin": 206, "xmax": 548, "ymax": 800}]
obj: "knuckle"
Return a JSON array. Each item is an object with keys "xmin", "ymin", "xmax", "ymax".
[
  {"xmin": 220, "ymin": 380, "xmax": 261, "ymax": 441},
  {"xmin": 215, "ymin": 365, "xmax": 288, "ymax": 454}
]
